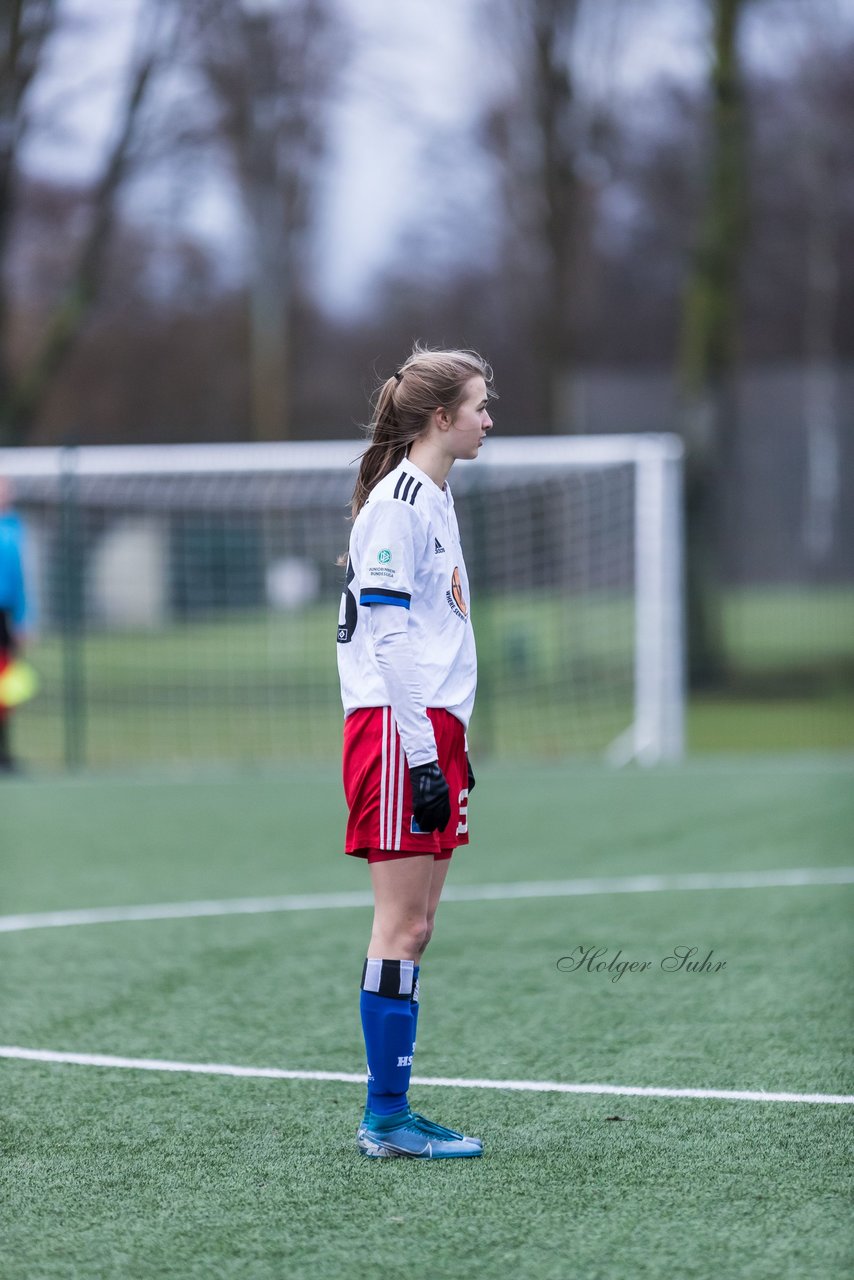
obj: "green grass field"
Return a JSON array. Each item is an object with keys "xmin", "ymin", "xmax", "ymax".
[{"xmin": 2, "ymin": 759, "xmax": 852, "ymax": 1279}]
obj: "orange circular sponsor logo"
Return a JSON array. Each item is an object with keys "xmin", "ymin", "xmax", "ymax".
[{"xmin": 451, "ymin": 566, "xmax": 467, "ymax": 616}]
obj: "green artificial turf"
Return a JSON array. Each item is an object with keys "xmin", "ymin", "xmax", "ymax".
[{"xmin": 1, "ymin": 760, "xmax": 852, "ymax": 1279}]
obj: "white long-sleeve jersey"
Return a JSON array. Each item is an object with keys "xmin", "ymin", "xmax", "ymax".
[{"xmin": 336, "ymin": 457, "xmax": 477, "ymax": 766}]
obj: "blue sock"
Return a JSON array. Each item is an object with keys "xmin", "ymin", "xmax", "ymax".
[{"xmin": 360, "ymin": 958, "xmax": 416, "ymax": 1119}]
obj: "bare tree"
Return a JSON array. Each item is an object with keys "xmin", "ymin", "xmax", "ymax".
[
  {"xmin": 480, "ymin": 0, "xmax": 587, "ymax": 431},
  {"xmin": 187, "ymin": 0, "xmax": 346, "ymax": 441},
  {"xmin": 679, "ymin": 0, "xmax": 749, "ymax": 687},
  {"xmin": 0, "ymin": 0, "xmax": 169, "ymax": 444},
  {"xmin": 0, "ymin": 0, "xmax": 57, "ymax": 436}
]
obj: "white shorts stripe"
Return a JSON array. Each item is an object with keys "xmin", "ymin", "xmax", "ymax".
[
  {"xmin": 395, "ymin": 735, "xmax": 405, "ymax": 850},
  {"xmin": 385, "ymin": 710, "xmax": 396, "ymax": 850},
  {"xmin": 381, "ymin": 711, "xmax": 391, "ymax": 849}
]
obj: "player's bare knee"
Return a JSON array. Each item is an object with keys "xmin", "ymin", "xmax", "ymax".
[
  {"xmin": 387, "ymin": 917, "xmax": 430, "ymax": 957},
  {"xmin": 406, "ymin": 918, "xmax": 431, "ymax": 956},
  {"xmin": 370, "ymin": 917, "xmax": 430, "ymax": 958}
]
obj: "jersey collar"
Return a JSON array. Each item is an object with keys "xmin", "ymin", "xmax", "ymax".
[{"xmin": 402, "ymin": 454, "xmax": 450, "ymax": 498}]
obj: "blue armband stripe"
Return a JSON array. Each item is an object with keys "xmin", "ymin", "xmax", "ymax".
[{"xmin": 360, "ymin": 589, "xmax": 411, "ymax": 608}]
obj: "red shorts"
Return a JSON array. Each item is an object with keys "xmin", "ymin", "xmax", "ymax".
[{"xmin": 343, "ymin": 707, "xmax": 470, "ymax": 860}]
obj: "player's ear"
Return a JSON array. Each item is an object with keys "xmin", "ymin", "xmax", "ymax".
[{"xmin": 434, "ymin": 405, "xmax": 453, "ymax": 433}]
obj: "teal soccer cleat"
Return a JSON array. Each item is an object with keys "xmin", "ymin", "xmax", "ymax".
[{"xmin": 357, "ymin": 1108, "xmax": 483, "ymax": 1159}]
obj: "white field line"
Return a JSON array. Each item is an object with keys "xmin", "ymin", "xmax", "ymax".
[
  {"xmin": 1, "ymin": 868, "xmax": 853, "ymax": 935},
  {"xmin": 0, "ymin": 1046, "xmax": 850, "ymax": 1106}
]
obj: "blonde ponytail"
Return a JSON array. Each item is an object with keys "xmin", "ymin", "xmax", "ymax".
[{"xmin": 350, "ymin": 377, "xmax": 409, "ymax": 518}]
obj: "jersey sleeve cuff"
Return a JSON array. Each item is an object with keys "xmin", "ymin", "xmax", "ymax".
[{"xmin": 359, "ymin": 588, "xmax": 411, "ymax": 608}]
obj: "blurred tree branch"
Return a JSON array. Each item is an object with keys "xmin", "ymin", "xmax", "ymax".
[
  {"xmin": 481, "ymin": 0, "xmax": 621, "ymax": 432},
  {"xmin": 0, "ymin": 0, "xmax": 168, "ymax": 444},
  {"xmin": 679, "ymin": 0, "xmax": 749, "ymax": 687},
  {"xmin": 187, "ymin": 0, "xmax": 347, "ymax": 441},
  {"xmin": 0, "ymin": 0, "xmax": 57, "ymax": 438}
]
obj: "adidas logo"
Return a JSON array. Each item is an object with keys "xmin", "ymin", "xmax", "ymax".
[{"xmin": 434, "ymin": 538, "xmax": 445, "ymax": 554}]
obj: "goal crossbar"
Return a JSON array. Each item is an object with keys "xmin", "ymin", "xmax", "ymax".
[{"xmin": 0, "ymin": 435, "xmax": 682, "ymax": 477}]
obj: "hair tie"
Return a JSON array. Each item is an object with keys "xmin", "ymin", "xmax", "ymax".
[{"xmin": 393, "ymin": 371, "xmax": 403, "ymax": 383}]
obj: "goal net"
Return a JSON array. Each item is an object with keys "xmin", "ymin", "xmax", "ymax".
[{"xmin": 0, "ymin": 437, "xmax": 684, "ymax": 770}]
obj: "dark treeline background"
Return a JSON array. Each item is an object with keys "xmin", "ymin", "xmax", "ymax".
[
  {"xmin": 2, "ymin": 0, "xmax": 853, "ymax": 690},
  {"xmin": 4, "ymin": 0, "xmax": 852, "ymax": 443}
]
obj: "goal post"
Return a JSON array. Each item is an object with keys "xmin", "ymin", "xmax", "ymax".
[
  {"xmin": 607, "ymin": 437, "xmax": 685, "ymax": 765},
  {"xmin": 0, "ymin": 435, "xmax": 684, "ymax": 769}
]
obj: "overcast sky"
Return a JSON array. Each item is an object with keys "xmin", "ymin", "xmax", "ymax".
[{"xmin": 20, "ymin": 0, "xmax": 846, "ymax": 314}]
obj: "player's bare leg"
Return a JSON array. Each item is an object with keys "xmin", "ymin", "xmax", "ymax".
[
  {"xmin": 367, "ymin": 854, "xmax": 436, "ymax": 959},
  {"xmin": 426, "ymin": 856, "xmax": 452, "ymax": 938}
]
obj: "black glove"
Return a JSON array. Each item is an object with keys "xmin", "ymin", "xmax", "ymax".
[
  {"xmin": 409, "ymin": 761, "xmax": 451, "ymax": 833},
  {"xmin": 467, "ymin": 756, "xmax": 476, "ymax": 794}
]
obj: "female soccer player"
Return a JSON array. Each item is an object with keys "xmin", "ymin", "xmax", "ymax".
[{"xmin": 337, "ymin": 345, "xmax": 495, "ymax": 1158}]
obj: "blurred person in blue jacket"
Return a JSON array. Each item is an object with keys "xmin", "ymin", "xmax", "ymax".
[{"xmin": 0, "ymin": 476, "xmax": 28, "ymax": 771}]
